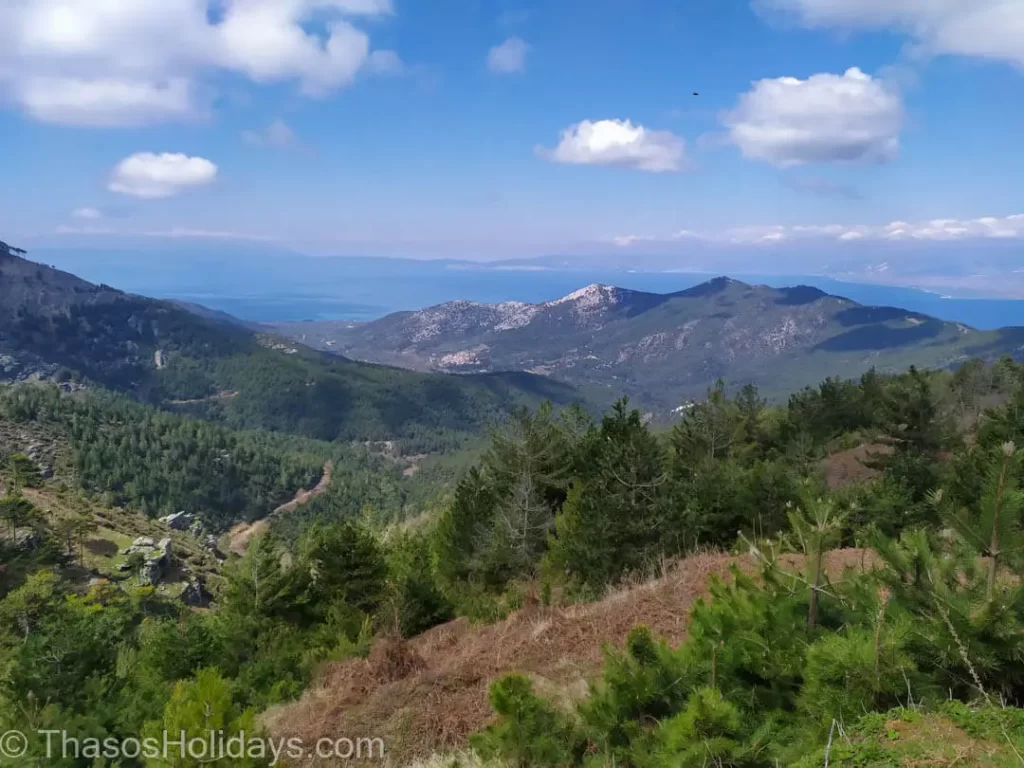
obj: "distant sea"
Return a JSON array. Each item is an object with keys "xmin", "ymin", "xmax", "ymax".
[{"xmin": 34, "ymin": 248, "xmax": 1024, "ymax": 329}]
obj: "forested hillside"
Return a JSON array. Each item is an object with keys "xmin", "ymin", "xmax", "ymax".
[
  {"xmin": 0, "ymin": 240, "xmax": 582, "ymax": 449},
  {"xmin": 7, "ymin": 355, "xmax": 1024, "ymax": 765}
]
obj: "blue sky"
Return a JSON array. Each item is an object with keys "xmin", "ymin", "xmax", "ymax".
[{"xmin": 1, "ymin": 0, "xmax": 1023, "ymax": 268}]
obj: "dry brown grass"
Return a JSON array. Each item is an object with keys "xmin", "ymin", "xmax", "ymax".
[
  {"xmin": 264, "ymin": 548, "xmax": 873, "ymax": 766},
  {"xmin": 822, "ymin": 442, "xmax": 894, "ymax": 489}
]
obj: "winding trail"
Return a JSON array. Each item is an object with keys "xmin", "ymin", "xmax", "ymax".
[{"xmin": 226, "ymin": 460, "xmax": 333, "ymax": 556}]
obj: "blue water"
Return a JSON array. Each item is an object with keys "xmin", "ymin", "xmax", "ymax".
[
  {"xmin": 33, "ymin": 247, "xmax": 1024, "ymax": 329},
  {"xmin": 169, "ymin": 271, "xmax": 1024, "ymax": 330}
]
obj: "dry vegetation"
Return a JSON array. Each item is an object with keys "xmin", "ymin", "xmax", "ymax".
[
  {"xmin": 265, "ymin": 549, "xmax": 872, "ymax": 765},
  {"xmin": 822, "ymin": 442, "xmax": 893, "ymax": 489}
]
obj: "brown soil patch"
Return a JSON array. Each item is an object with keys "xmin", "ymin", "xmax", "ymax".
[
  {"xmin": 226, "ymin": 461, "xmax": 333, "ymax": 556},
  {"xmin": 823, "ymin": 443, "xmax": 894, "ymax": 490},
  {"xmin": 264, "ymin": 548, "xmax": 872, "ymax": 765},
  {"xmin": 402, "ymin": 454, "xmax": 429, "ymax": 478},
  {"xmin": 167, "ymin": 390, "xmax": 239, "ymax": 406}
]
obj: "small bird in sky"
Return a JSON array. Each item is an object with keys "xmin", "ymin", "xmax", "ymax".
[{"xmin": 692, "ymin": 92, "xmax": 699, "ymax": 96}]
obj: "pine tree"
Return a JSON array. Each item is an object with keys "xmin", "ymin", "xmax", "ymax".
[
  {"xmin": 144, "ymin": 668, "xmax": 260, "ymax": 767},
  {"xmin": 302, "ymin": 520, "xmax": 387, "ymax": 614},
  {"xmin": 548, "ymin": 400, "xmax": 667, "ymax": 587},
  {"xmin": 934, "ymin": 442, "xmax": 1024, "ymax": 602},
  {"xmin": 432, "ymin": 467, "xmax": 495, "ymax": 586},
  {"xmin": 671, "ymin": 381, "xmax": 745, "ymax": 465},
  {"xmin": 786, "ymin": 489, "xmax": 848, "ymax": 629}
]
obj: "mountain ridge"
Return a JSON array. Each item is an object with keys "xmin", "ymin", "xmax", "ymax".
[
  {"xmin": 274, "ymin": 276, "xmax": 1024, "ymax": 412},
  {"xmin": 0, "ymin": 240, "xmax": 582, "ymax": 445}
]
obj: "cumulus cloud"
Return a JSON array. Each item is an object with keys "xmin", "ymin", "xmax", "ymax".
[
  {"xmin": 108, "ymin": 153, "xmax": 218, "ymax": 199},
  {"xmin": 0, "ymin": 0, "xmax": 393, "ymax": 125},
  {"xmin": 242, "ymin": 118, "xmax": 297, "ymax": 148},
  {"xmin": 71, "ymin": 207, "xmax": 102, "ymax": 220},
  {"xmin": 541, "ymin": 119, "xmax": 688, "ymax": 173},
  {"xmin": 487, "ymin": 37, "xmax": 529, "ymax": 73},
  {"xmin": 724, "ymin": 67, "xmax": 903, "ymax": 167},
  {"xmin": 612, "ymin": 213, "xmax": 1024, "ymax": 246},
  {"xmin": 756, "ymin": 0, "xmax": 1024, "ymax": 68}
]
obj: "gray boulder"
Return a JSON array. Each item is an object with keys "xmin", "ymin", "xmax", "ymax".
[
  {"xmin": 159, "ymin": 511, "xmax": 194, "ymax": 531},
  {"xmin": 180, "ymin": 578, "xmax": 212, "ymax": 608},
  {"xmin": 123, "ymin": 537, "xmax": 173, "ymax": 586}
]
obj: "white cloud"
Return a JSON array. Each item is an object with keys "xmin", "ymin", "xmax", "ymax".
[
  {"xmin": 367, "ymin": 49, "xmax": 404, "ymax": 75},
  {"xmin": 0, "ymin": 0, "xmax": 393, "ymax": 125},
  {"xmin": 757, "ymin": 0, "xmax": 1024, "ymax": 69},
  {"xmin": 142, "ymin": 227, "xmax": 277, "ymax": 241},
  {"xmin": 487, "ymin": 37, "xmax": 529, "ymax": 73},
  {"xmin": 108, "ymin": 153, "xmax": 218, "ymax": 199},
  {"xmin": 15, "ymin": 77, "xmax": 196, "ymax": 127},
  {"xmin": 242, "ymin": 118, "xmax": 296, "ymax": 148},
  {"xmin": 612, "ymin": 234, "xmax": 656, "ymax": 247},
  {"xmin": 214, "ymin": 9, "xmax": 369, "ymax": 96},
  {"xmin": 71, "ymin": 207, "xmax": 102, "ymax": 220},
  {"xmin": 724, "ymin": 67, "xmax": 903, "ymax": 167},
  {"xmin": 612, "ymin": 213, "xmax": 1024, "ymax": 246},
  {"xmin": 541, "ymin": 119, "xmax": 688, "ymax": 173}
]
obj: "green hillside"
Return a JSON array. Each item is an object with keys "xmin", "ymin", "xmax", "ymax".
[{"xmin": 0, "ymin": 240, "xmax": 581, "ymax": 449}]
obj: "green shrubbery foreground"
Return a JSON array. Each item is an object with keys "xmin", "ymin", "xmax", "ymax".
[
  {"xmin": 472, "ymin": 512, "xmax": 1024, "ymax": 766},
  {"xmin": 5, "ymin": 358, "xmax": 1024, "ymax": 765}
]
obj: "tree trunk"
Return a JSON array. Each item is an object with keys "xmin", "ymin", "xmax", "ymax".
[
  {"xmin": 808, "ymin": 547, "xmax": 822, "ymax": 630},
  {"xmin": 987, "ymin": 453, "xmax": 1011, "ymax": 602}
]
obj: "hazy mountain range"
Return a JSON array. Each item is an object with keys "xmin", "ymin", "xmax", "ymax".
[
  {"xmin": 27, "ymin": 243, "xmax": 1024, "ymax": 330},
  {"xmin": 275, "ymin": 277, "xmax": 1024, "ymax": 411}
]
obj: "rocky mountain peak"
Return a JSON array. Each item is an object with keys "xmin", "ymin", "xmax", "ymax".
[{"xmin": 546, "ymin": 283, "xmax": 619, "ymax": 307}]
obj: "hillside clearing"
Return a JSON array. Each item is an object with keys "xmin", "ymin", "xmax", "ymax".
[{"xmin": 264, "ymin": 549, "xmax": 872, "ymax": 765}]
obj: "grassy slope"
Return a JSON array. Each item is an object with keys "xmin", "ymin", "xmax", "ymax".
[{"xmin": 795, "ymin": 706, "xmax": 1024, "ymax": 767}]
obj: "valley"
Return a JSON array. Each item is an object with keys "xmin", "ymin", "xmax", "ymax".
[{"xmin": 5, "ymin": 237, "xmax": 1024, "ymax": 768}]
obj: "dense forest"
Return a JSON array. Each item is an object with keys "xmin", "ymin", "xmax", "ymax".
[{"xmin": 4, "ymin": 357, "xmax": 1024, "ymax": 765}]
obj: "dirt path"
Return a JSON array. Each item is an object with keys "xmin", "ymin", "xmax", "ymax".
[
  {"xmin": 226, "ymin": 461, "xmax": 333, "ymax": 556},
  {"xmin": 167, "ymin": 390, "xmax": 239, "ymax": 406}
]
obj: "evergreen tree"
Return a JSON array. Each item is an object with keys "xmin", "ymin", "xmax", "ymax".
[
  {"xmin": 786, "ymin": 489, "xmax": 848, "ymax": 629},
  {"xmin": 934, "ymin": 442, "xmax": 1024, "ymax": 601},
  {"xmin": 302, "ymin": 521, "xmax": 388, "ymax": 615},
  {"xmin": 144, "ymin": 668, "xmax": 260, "ymax": 767},
  {"xmin": 548, "ymin": 400, "xmax": 668, "ymax": 587}
]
